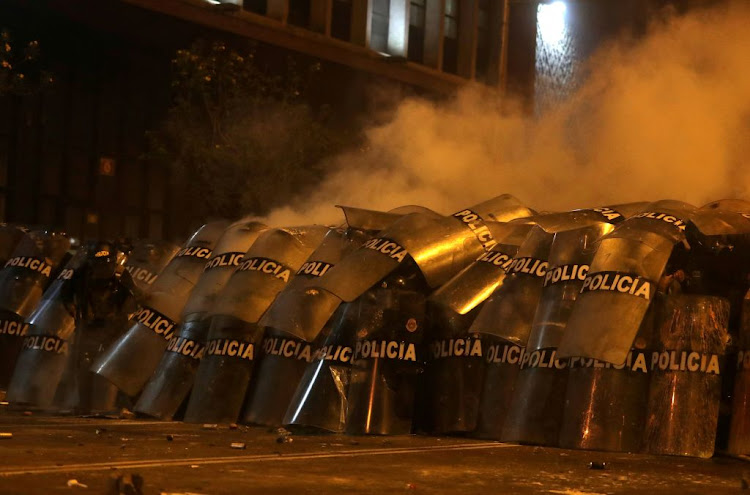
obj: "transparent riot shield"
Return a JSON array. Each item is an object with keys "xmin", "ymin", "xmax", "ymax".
[
  {"xmin": 53, "ymin": 242, "xmax": 134, "ymax": 414},
  {"xmin": 501, "ymin": 223, "xmax": 614, "ymax": 445},
  {"xmin": 91, "ymin": 221, "xmax": 228, "ymax": 396},
  {"xmin": 729, "ymin": 289, "xmax": 750, "ymax": 454},
  {"xmin": 470, "ymin": 226, "xmax": 553, "ymax": 439},
  {"xmin": 183, "ymin": 226, "xmax": 329, "ymax": 424},
  {"xmin": 6, "ymin": 248, "xmax": 89, "ymax": 408},
  {"xmin": 123, "ymin": 239, "xmax": 180, "ymax": 295},
  {"xmin": 0, "ymin": 229, "xmax": 71, "ymax": 390},
  {"xmin": 556, "ymin": 201, "xmax": 697, "ymax": 453},
  {"xmin": 317, "ymin": 195, "xmax": 533, "ymax": 304},
  {"xmin": 423, "ymin": 225, "xmax": 531, "ymax": 435},
  {"xmin": 342, "ymin": 258, "xmax": 430, "ymax": 435},
  {"xmin": 643, "ymin": 294, "xmax": 729, "ymax": 458},
  {"xmin": 241, "ymin": 228, "xmax": 365, "ymax": 428},
  {"xmin": 135, "ymin": 219, "xmax": 267, "ymax": 420},
  {"xmin": 282, "ymin": 302, "xmax": 359, "ymax": 433},
  {"xmin": 558, "ymin": 200, "xmax": 697, "ymax": 364}
]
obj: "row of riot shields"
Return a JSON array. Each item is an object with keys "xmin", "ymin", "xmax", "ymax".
[
  {"xmin": 1, "ymin": 229, "xmax": 180, "ymax": 413},
  {"xmin": 418, "ymin": 199, "xmax": 750, "ymax": 458},
  {"xmin": 3, "ymin": 196, "xmax": 750, "ymax": 460}
]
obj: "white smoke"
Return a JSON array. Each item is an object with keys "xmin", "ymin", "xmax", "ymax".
[{"xmin": 264, "ymin": 1, "xmax": 750, "ymax": 227}]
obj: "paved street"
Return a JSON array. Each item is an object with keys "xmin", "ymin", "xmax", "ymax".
[{"xmin": 0, "ymin": 410, "xmax": 747, "ymax": 494}]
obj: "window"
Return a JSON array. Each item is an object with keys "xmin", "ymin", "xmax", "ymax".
[
  {"xmin": 408, "ymin": 0, "xmax": 426, "ymax": 62},
  {"xmin": 243, "ymin": 0, "xmax": 266, "ymax": 15},
  {"xmin": 288, "ymin": 0, "xmax": 311, "ymax": 27},
  {"xmin": 331, "ymin": 0, "xmax": 353, "ymax": 41},
  {"xmin": 443, "ymin": 0, "xmax": 459, "ymax": 73},
  {"xmin": 475, "ymin": 0, "xmax": 491, "ymax": 81},
  {"xmin": 371, "ymin": 0, "xmax": 390, "ymax": 52}
]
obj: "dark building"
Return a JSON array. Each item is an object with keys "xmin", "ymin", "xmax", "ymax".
[{"xmin": 0, "ymin": 0, "xmax": 707, "ymax": 241}]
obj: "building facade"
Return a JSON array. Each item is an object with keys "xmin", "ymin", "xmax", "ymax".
[{"xmin": 0, "ymin": 0, "xmax": 703, "ymax": 240}]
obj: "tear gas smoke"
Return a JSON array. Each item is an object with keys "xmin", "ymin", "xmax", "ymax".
[{"xmin": 264, "ymin": 2, "xmax": 750, "ymax": 226}]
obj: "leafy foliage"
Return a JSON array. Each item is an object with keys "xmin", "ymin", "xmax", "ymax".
[
  {"xmin": 0, "ymin": 29, "xmax": 53, "ymax": 95},
  {"xmin": 147, "ymin": 39, "xmax": 344, "ymax": 221}
]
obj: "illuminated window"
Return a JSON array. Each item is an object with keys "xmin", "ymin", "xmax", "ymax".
[
  {"xmin": 537, "ymin": 1, "xmax": 568, "ymax": 48},
  {"xmin": 371, "ymin": 0, "xmax": 390, "ymax": 53}
]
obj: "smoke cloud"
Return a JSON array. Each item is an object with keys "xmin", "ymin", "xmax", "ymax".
[{"xmin": 264, "ymin": 1, "xmax": 750, "ymax": 227}]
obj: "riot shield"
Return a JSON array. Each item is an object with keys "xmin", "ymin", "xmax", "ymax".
[
  {"xmin": 501, "ymin": 223, "xmax": 614, "ymax": 445},
  {"xmin": 259, "ymin": 228, "xmax": 367, "ymax": 342},
  {"xmin": 134, "ymin": 219, "xmax": 267, "ymax": 420},
  {"xmin": 282, "ymin": 302, "xmax": 359, "ymax": 433},
  {"xmin": 430, "ymin": 222, "xmax": 533, "ymax": 316},
  {"xmin": 557, "ymin": 200, "xmax": 697, "ymax": 364},
  {"xmin": 470, "ymin": 225, "xmax": 554, "ymax": 439},
  {"xmin": 423, "ymin": 223, "xmax": 531, "ymax": 435},
  {"xmin": 556, "ymin": 201, "xmax": 697, "ymax": 453},
  {"xmin": 0, "ymin": 229, "xmax": 71, "ymax": 390},
  {"xmin": 123, "ymin": 239, "xmax": 180, "ymax": 295},
  {"xmin": 237, "ymin": 228, "xmax": 366, "ymax": 428},
  {"xmin": 183, "ymin": 226, "xmax": 329, "ymax": 424},
  {"xmin": 53, "ymin": 242, "xmax": 134, "ymax": 414},
  {"xmin": 336, "ymin": 205, "xmax": 436, "ymax": 232},
  {"xmin": 643, "ymin": 294, "xmax": 729, "ymax": 458},
  {"xmin": 729, "ymin": 289, "xmax": 750, "ymax": 454},
  {"xmin": 91, "ymin": 221, "xmax": 228, "ymax": 396},
  {"xmin": 317, "ymin": 195, "xmax": 534, "ymax": 303},
  {"xmin": 341, "ymin": 258, "xmax": 430, "ymax": 435},
  {"xmin": 6, "ymin": 247, "xmax": 89, "ymax": 408}
]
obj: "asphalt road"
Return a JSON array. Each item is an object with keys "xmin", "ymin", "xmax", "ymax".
[{"xmin": 0, "ymin": 411, "xmax": 747, "ymax": 494}]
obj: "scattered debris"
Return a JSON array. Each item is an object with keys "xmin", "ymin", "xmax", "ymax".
[
  {"xmin": 23, "ymin": 410, "xmax": 32, "ymax": 416},
  {"xmin": 588, "ymin": 461, "xmax": 607, "ymax": 470},
  {"xmin": 229, "ymin": 423, "xmax": 238, "ymax": 430},
  {"xmin": 166, "ymin": 434, "xmax": 174, "ymax": 442},
  {"xmin": 0, "ymin": 433, "xmax": 12, "ymax": 439},
  {"xmin": 191, "ymin": 465, "xmax": 199, "ymax": 469},
  {"xmin": 95, "ymin": 428, "xmax": 107, "ymax": 435},
  {"xmin": 406, "ymin": 483, "xmax": 417, "ymax": 490},
  {"xmin": 276, "ymin": 427, "xmax": 293, "ymax": 444},
  {"xmin": 107, "ymin": 473, "xmax": 143, "ymax": 495},
  {"xmin": 201, "ymin": 424, "xmax": 218, "ymax": 430},
  {"xmin": 118, "ymin": 408, "xmax": 135, "ymax": 420},
  {"xmin": 67, "ymin": 479, "xmax": 88, "ymax": 489},
  {"xmin": 231, "ymin": 442, "xmax": 246, "ymax": 450},
  {"xmin": 159, "ymin": 492, "xmax": 207, "ymax": 495}
]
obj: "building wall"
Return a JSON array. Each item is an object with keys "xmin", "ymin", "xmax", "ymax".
[
  {"xmin": 0, "ymin": 2, "xmax": 174, "ymax": 241},
  {"xmin": 0, "ymin": 0, "xmax": 712, "ymax": 240}
]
